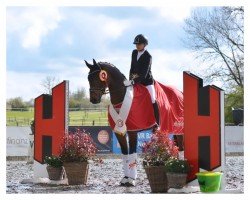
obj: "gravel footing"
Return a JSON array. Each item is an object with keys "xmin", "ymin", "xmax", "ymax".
[{"xmin": 6, "ymin": 156, "xmax": 244, "ymax": 194}]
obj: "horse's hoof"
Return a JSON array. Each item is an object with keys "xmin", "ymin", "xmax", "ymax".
[
  {"xmin": 125, "ymin": 177, "xmax": 136, "ymax": 187},
  {"xmin": 120, "ymin": 176, "xmax": 128, "ymax": 186}
]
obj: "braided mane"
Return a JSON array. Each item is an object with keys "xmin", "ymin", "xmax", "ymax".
[{"xmin": 98, "ymin": 62, "xmax": 126, "ymax": 80}]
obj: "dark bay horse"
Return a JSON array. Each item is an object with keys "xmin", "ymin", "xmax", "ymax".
[{"xmin": 85, "ymin": 59, "xmax": 183, "ymax": 186}]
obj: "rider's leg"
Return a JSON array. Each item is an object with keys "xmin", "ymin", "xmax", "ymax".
[
  {"xmin": 127, "ymin": 131, "xmax": 138, "ymax": 186},
  {"xmin": 114, "ymin": 133, "xmax": 129, "ymax": 185},
  {"xmin": 146, "ymin": 84, "xmax": 160, "ymax": 128},
  {"xmin": 152, "ymin": 101, "xmax": 160, "ymax": 125}
]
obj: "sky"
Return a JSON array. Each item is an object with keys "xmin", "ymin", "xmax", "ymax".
[{"xmin": 6, "ymin": 6, "xmax": 219, "ymax": 101}]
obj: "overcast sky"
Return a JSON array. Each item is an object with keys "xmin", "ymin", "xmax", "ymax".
[{"xmin": 6, "ymin": 6, "xmax": 213, "ymax": 101}]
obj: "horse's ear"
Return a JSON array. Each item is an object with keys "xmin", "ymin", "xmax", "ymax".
[
  {"xmin": 93, "ymin": 59, "xmax": 101, "ymax": 70},
  {"xmin": 84, "ymin": 60, "xmax": 92, "ymax": 69}
]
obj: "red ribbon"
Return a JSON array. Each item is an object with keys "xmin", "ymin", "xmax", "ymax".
[{"xmin": 99, "ymin": 70, "xmax": 107, "ymax": 81}]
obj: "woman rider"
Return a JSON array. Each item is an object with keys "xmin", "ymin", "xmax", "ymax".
[
  {"xmin": 119, "ymin": 34, "xmax": 161, "ymax": 187},
  {"xmin": 124, "ymin": 34, "xmax": 160, "ymax": 130}
]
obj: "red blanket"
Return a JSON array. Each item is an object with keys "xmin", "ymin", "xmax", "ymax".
[{"xmin": 108, "ymin": 81, "xmax": 184, "ymax": 134}]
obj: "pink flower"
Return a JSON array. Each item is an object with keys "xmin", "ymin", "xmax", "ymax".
[
  {"xmin": 59, "ymin": 129, "xmax": 97, "ymax": 162},
  {"xmin": 142, "ymin": 130, "xmax": 179, "ymax": 166}
]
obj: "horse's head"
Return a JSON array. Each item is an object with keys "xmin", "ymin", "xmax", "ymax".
[{"xmin": 85, "ymin": 59, "xmax": 107, "ymax": 104}]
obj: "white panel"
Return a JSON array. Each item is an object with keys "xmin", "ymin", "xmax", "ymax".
[
  {"xmin": 6, "ymin": 126, "xmax": 32, "ymax": 156},
  {"xmin": 225, "ymin": 126, "xmax": 244, "ymax": 153},
  {"xmin": 34, "ymin": 160, "xmax": 48, "ymax": 178},
  {"xmin": 64, "ymin": 80, "xmax": 69, "ymax": 133}
]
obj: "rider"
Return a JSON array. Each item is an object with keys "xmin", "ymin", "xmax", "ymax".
[
  {"xmin": 124, "ymin": 34, "xmax": 160, "ymax": 130},
  {"xmin": 119, "ymin": 34, "xmax": 161, "ymax": 187}
]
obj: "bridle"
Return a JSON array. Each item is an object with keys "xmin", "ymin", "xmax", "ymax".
[{"xmin": 88, "ymin": 70, "xmax": 109, "ymax": 95}]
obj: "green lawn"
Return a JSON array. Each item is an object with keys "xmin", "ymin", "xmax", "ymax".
[{"xmin": 6, "ymin": 110, "xmax": 109, "ymax": 126}]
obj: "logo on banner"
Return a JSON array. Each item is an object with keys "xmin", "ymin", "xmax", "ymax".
[{"xmin": 97, "ymin": 130, "xmax": 110, "ymax": 144}]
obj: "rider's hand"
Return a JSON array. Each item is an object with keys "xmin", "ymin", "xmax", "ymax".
[{"xmin": 123, "ymin": 80, "xmax": 134, "ymax": 86}]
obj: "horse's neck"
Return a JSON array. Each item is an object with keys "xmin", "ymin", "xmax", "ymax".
[
  {"xmin": 109, "ymin": 87, "xmax": 126, "ymax": 105},
  {"xmin": 104, "ymin": 66, "xmax": 126, "ymax": 105}
]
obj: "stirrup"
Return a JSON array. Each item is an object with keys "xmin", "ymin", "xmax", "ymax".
[
  {"xmin": 120, "ymin": 176, "xmax": 128, "ymax": 186},
  {"xmin": 125, "ymin": 177, "xmax": 136, "ymax": 187}
]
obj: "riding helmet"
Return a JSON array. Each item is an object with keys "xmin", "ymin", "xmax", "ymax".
[{"xmin": 133, "ymin": 34, "xmax": 148, "ymax": 45}]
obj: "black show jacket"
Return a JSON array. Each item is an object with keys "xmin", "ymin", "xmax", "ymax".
[{"xmin": 129, "ymin": 49, "xmax": 154, "ymax": 86}]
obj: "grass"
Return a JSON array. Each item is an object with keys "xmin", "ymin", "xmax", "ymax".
[{"xmin": 6, "ymin": 109, "xmax": 109, "ymax": 126}]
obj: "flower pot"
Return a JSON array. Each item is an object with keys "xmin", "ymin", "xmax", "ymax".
[
  {"xmin": 166, "ymin": 172, "xmax": 187, "ymax": 188},
  {"xmin": 196, "ymin": 171, "xmax": 223, "ymax": 193},
  {"xmin": 46, "ymin": 166, "xmax": 63, "ymax": 180},
  {"xmin": 63, "ymin": 162, "xmax": 89, "ymax": 185},
  {"xmin": 144, "ymin": 166, "xmax": 169, "ymax": 193}
]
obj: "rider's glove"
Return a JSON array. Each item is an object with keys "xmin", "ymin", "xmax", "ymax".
[{"xmin": 123, "ymin": 80, "xmax": 134, "ymax": 86}]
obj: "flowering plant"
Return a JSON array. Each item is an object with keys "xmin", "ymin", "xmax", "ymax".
[
  {"xmin": 141, "ymin": 130, "xmax": 179, "ymax": 167},
  {"xmin": 165, "ymin": 157, "xmax": 190, "ymax": 173},
  {"xmin": 59, "ymin": 129, "xmax": 97, "ymax": 162},
  {"xmin": 44, "ymin": 155, "xmax": 63, "ymax": 168}
]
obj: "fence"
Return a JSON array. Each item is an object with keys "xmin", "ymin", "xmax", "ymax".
[
  {"xmin": 6, "ymin": 108, "xmax": 109, "ymax": 126},
  {"xmin": 7, "ymin": 108, "xmax": 240, "ymax": 127}
]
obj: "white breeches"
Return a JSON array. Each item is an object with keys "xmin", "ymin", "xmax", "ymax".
[{"xmin": 146, "ymin": 84, "xmax": 156, "ymax": 103}]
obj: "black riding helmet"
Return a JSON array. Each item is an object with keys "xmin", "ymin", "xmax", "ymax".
[{"xmin": 133, "ymin": 34, "xmax": 148, "ymax": 45}]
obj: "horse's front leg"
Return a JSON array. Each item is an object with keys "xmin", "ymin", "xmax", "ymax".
[
  {"xmin": 114, "ymin": 132, "xmax": 129, "ymax": 186},
  {"xmin": 114, "ymin": 131, "xmax": 138, "ymax": 187},
  {"xmin": 126, "ymin": 131, "xmax": 138, "ymax": 186}
]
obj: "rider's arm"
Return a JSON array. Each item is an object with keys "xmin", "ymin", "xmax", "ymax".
[{"xmin": 129, "ymin": 50, "xmax": 136, "ymax": 80}]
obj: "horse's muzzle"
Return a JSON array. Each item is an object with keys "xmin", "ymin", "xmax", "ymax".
[{"xmin": 90, "ymin": 98, "xmax": 101, "ymax": 104}]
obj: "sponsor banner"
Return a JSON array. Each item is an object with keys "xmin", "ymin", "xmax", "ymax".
[
  {"xmin": 68, "ymin": 126, "xmax": 113, "ymax": 154},
  {"xmin": 112, "ymin": 129, "xmax": 153, "ymax": 154},
  {"xmin": 6, "ymin": 126, "xmax": 243, "ymax": 156},
  {"xmin": 6, "ymin": 127, "xmax": 33, "ymax": 156},
  {"xmin": 225, "ymin": 126, "xmax": 244, "ymax": 153},
  {"xmin": 112, "ymin": 126, "xmax": 244, "ymax": 154}
]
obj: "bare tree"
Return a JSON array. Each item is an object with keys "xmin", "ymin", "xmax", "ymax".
[
  {"xmin": 183, "ymin": 7, "xmax": 244, "ymax": 91},
  {"xmin": 41, "ymin": 76, "xmax": 59, "ymax": 94},
  {"xmin": 73, "ymin": 87, "xmax": 86, "ymax": 101}
]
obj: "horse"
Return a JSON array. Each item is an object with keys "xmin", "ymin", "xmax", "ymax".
[{"xmin": 85, "ymin": 59, "xmax": 184, "ymax": 186}]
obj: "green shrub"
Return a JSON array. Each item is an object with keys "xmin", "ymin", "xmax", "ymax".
[
  {"xmin": 165, "ymin": 157, "xmax": 190, "ymax": 173},
  {"xmin": 44, "ymin": 155, "xmax": 63, "ymax": 168}
]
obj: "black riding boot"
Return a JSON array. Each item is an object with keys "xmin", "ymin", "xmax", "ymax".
[{"xmin": 152, "ymin": 102, "xmax": 160, "ymax": 131}]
